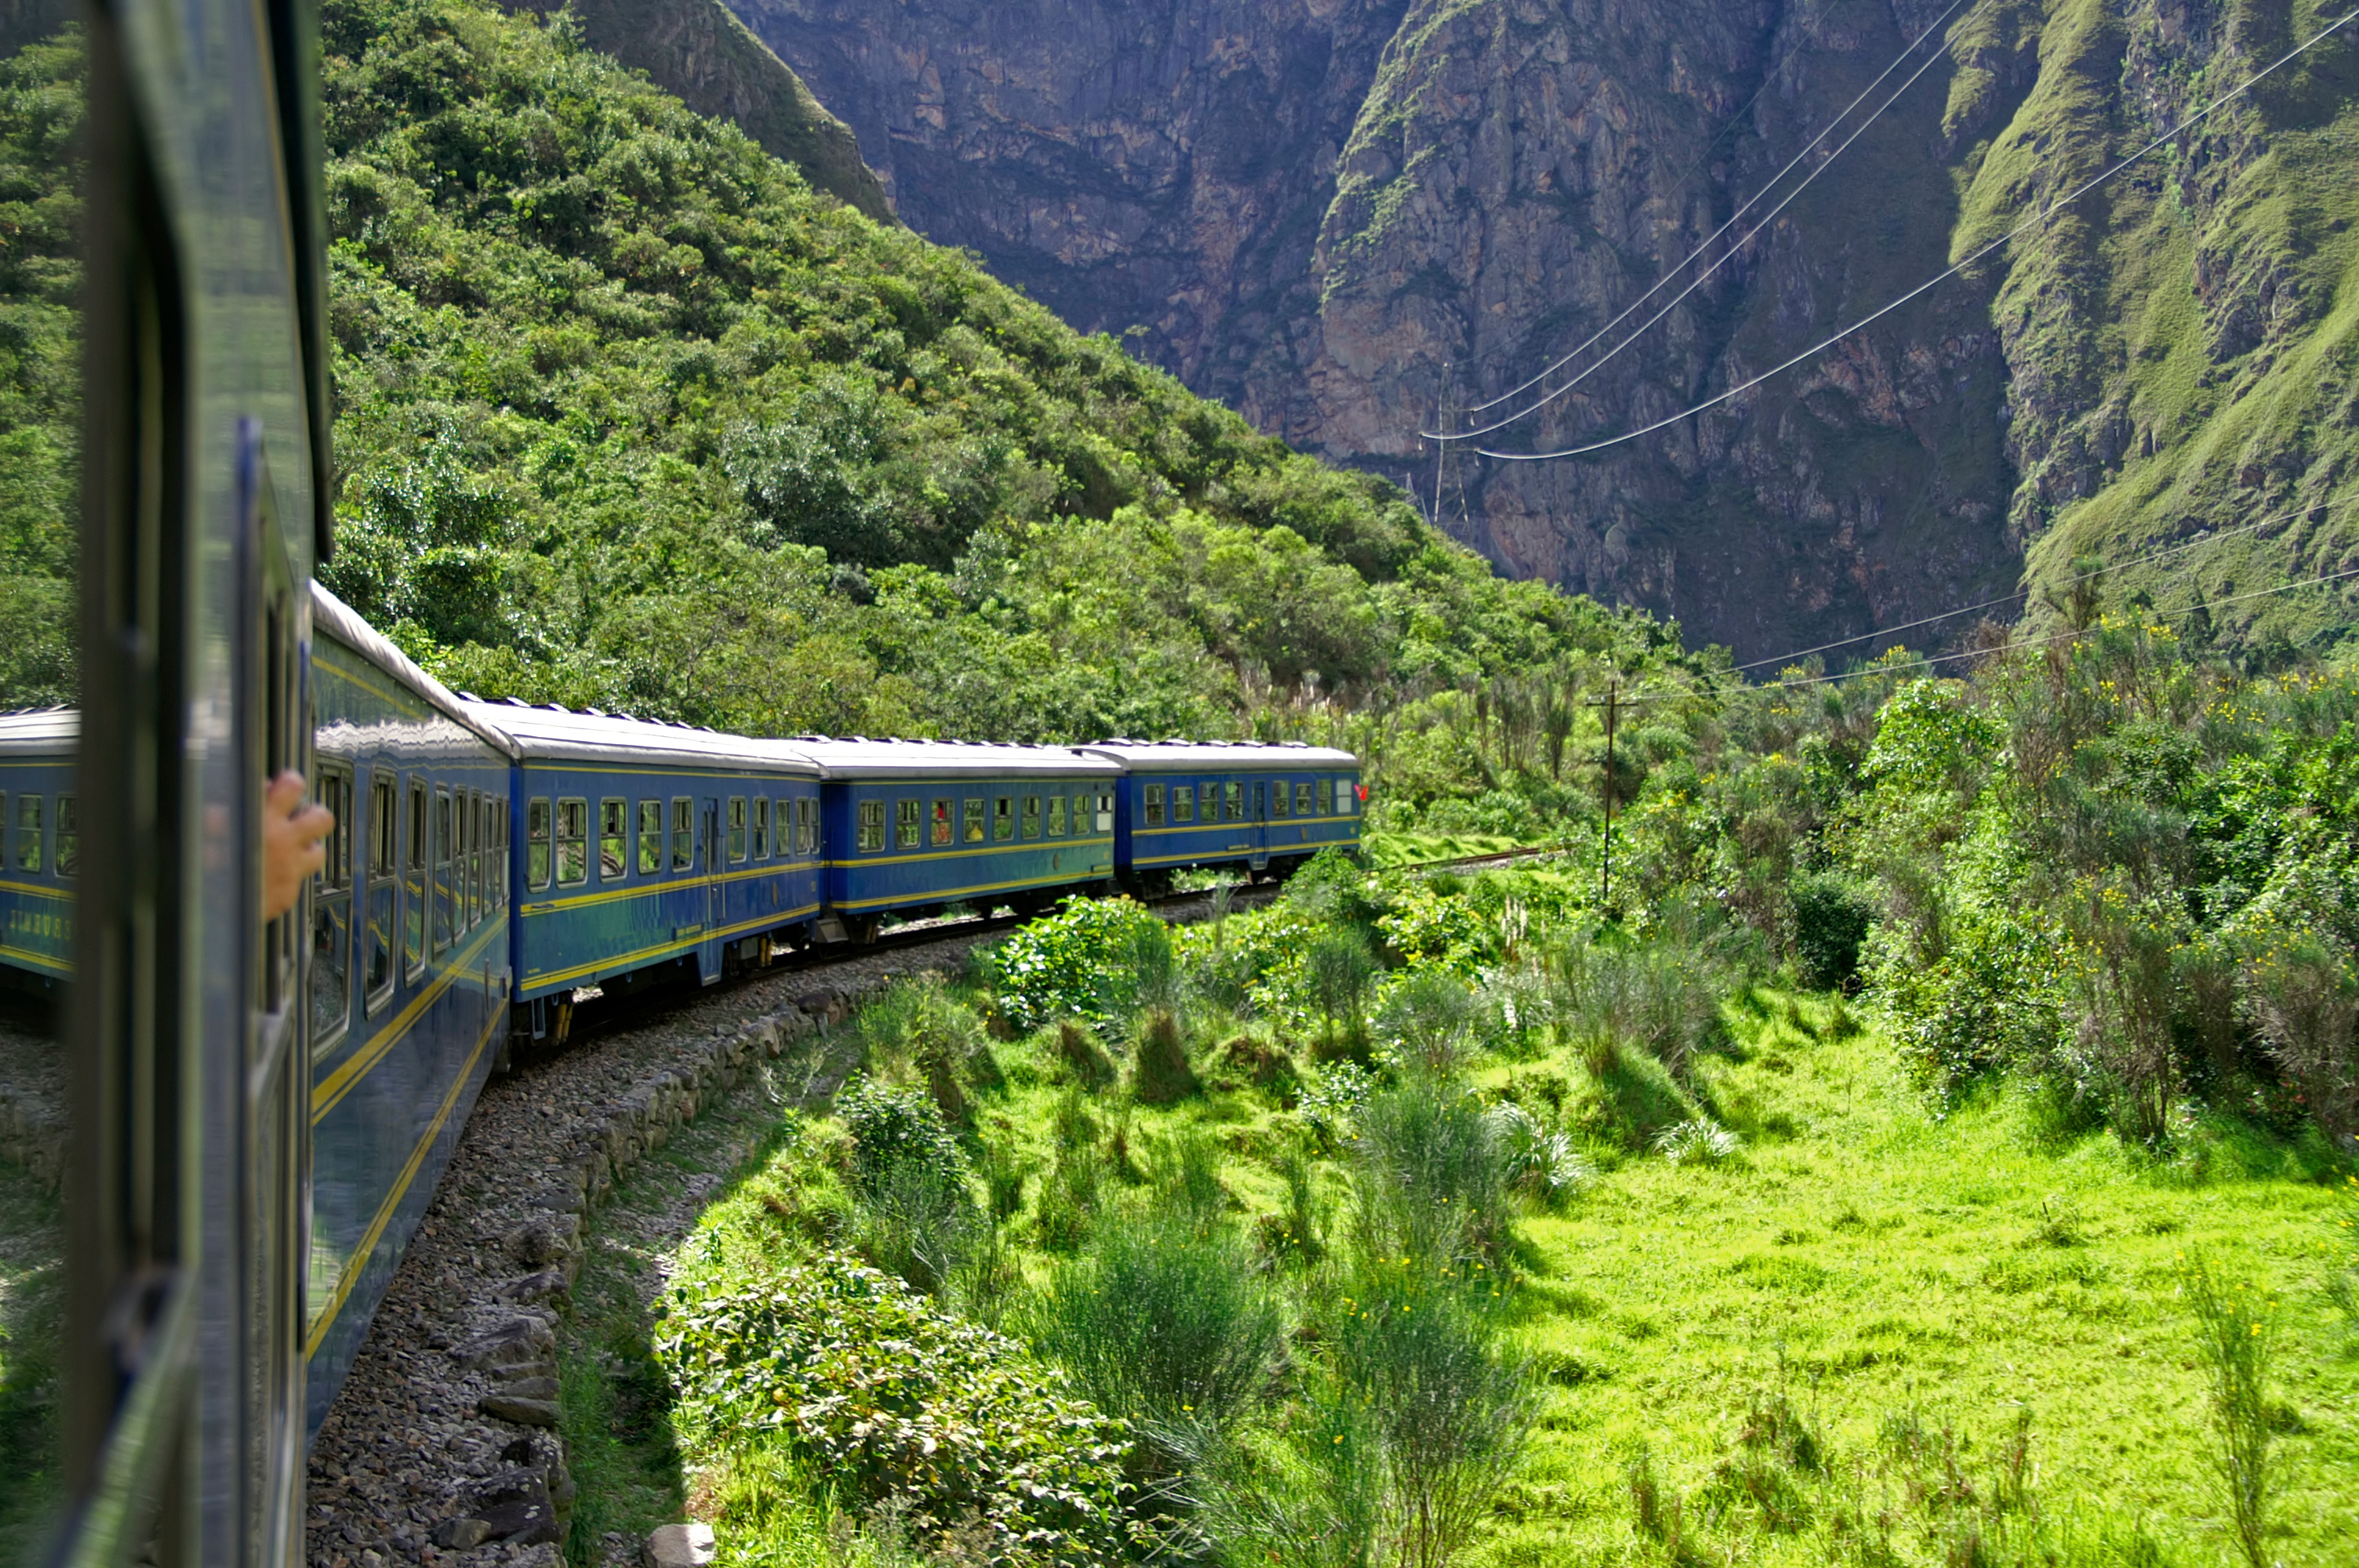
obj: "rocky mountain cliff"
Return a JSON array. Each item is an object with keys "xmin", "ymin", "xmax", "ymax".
[{"xmin": 722, "ymin": 0, "xmax": 2357, "ymax": 661}]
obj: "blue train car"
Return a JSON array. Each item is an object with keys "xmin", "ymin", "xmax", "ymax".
[
  {"xmin": 464, "ymin": 702, "xmax": 826, "ymax": 1023},
  {"xmin": 0, "ymin": 708, "xmax": 78, "ymax": 991},
  {"xmin": 1080, "ymin": 740, "xmax": 1363, "ymax": 888},
  {"xmin": 304, "ymin": 587, "xmax": 521, "ymax": 1432},
  {"xmin": 792, "ymin": 740, "xmax": 1122, "ymax": 935}
]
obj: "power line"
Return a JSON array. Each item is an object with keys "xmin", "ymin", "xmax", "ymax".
[
  {"xmin": 1432, "ymin": 0, "xmax": 1972, "ymax": 441},
  {"xmin": 1474, "ymin": 7, "xmax": 2359, "ymax": 463},
  {"xmin": 1732, "ymin": 493, "xmax": 2357, "ymax": 673}
]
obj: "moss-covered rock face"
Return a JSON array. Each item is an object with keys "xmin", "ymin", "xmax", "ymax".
[{"xmin": 729, "ymin": 0, "xmax": 2359, "ymax": 662}]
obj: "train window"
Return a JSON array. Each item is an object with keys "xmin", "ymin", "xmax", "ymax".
[
  {"xmin": 1317, "ymin": 779, "xmax": 1333, "ymax": 815},
  {"xmin": 1046, "ymin": 794, "xmax": 1067, "ymax": 837},
  {"xmin": 796, "ymin": 797, "xmax": 814, "ymax": 855},
  {"xmin": 964, "ymin": 798, "xmax": 986, "ymax": 844},
  {"xmin": 671, "ymin": 797, "xmax": 694, "ymax": 871},
  {"xmin": 527, "ymin": 797, "xmax": 553, "ymax": 890},
  {"xmin": 468, "ymin": 790, "xmax": 485, "ymax": 929},
  {"xmin": 54, "ymin": 794, "xmax": 77, "ymax": 877},
  {"xmin": 600, "ymin": 798, "xmax": 627, "ymax": 880},
  {"xmin": 313, "ymin": 767, "xmax": 355, "ymax": 1049},
  {"xmin": 1271, "ymin": 780, "xmax": 1290, "ymax": 819},
  {"xmin": 1071, "ymin": 790, "xmax": 1091, "ymax": 834},
  {"xmin": 1173, "ymin": 784, "xmax": 1195, "ymax": 824},
  {"xmin": 1253, "ymin": 783, "xmax": 1266, "ymax": 821},
  {"xmin": 893, "ymin": 797, "xmax": 917, "ymax": 849},
  {"xmin": 407, "ymin": 779, "xmax": 428, "ymax": 978},
  {"xmin": 856, "ymin": 800, "xmax": 885, "ymax": 851},
  {"xmin": 994, "ymin": 797, "xmax": 1013, "ymax": 841},
  {"xmin": 555, "ymin": 798, "xmax": 588, "ymax": 886},
  {"xmin": 1296, "ymin": 781, "xmax": 1315, "ymax": 815},
  {"xmin": 495, "ymin": 799, "xmax": 510, "ymax": 908},
  {"xmin": 13, "ymin": 793, "xmax": 40, "ymax": 872},
  {"xmin": 366, "ymin": 776, "xmax": 397, "ymax": 1011},
  {"xmin": 932, "ymin": 799, "xmax": 953, "ymax": 847},
  {"xmin": 753, "ymin": 797, "xmax": 771, "ymax": 859},
  {"xmin": 1096, "ymin": 792, "xmax": 1114, "ymax": 833},
  {"xmin": 1021, "ymin": 795, "xmax": 1041, "ymax": 838},
  {"xmin": 1143, "ymin": 782, "xmax": 1165, "ymax": 826},
  {"xmin": 639, "ymin": 800, "xmax": 663, "ymax": 874},
  {"xmin": 728, "ymin": 797, "xmax": 748, "ymax": 863},
  {"xmin": 1224, "ymin": 781, "xmax": 1243, "ymax": 822}
]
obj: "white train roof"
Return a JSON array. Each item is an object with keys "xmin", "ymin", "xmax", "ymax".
[
  {"xmin": 311, "ymin": 583, "xmax": 516, "ymax": 754},
  {"xmin": 1075, "ymin": 739, "xmax": 1359, "ymax": 772},
  {"xmin": 774, "ymin": 737, "xmax": 1121, "ymax": 781},
  {"xmin": 458, "ymin": 700, "xmax": 823, "ymax": 777},
  {"xmin": 0, "ymin": 706, "xmax": 78, "ymax": 758}
]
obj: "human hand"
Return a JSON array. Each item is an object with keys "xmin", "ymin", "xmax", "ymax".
[{"xmin": 263, "ymin": 770, "xmax": 334, "ymax": 921}]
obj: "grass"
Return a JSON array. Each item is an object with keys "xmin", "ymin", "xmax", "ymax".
[
  {"xmin": 1361, "ymin": 831, "xmax": 1554, "ymax": 869},
  {"xmin": 0, "ymin": 1155, "xmax": 60, "ymax": 1565},
  {"xmin": 578, "ymin": 972, "xmax": 2358, "ymax": 1566}
]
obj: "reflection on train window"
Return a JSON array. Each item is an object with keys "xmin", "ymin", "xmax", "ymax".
[
  {"xmin": 366, "ymin": 775, "xmax": 397, "ymax": 1011},
  {"xmin": 1340, "ymin": 782, "xmax": 1357, "ymax": 815},
  {"xmin": 1224, "ymin": 782, "xmax": 1243, "ymax": 822},
  {"xmin": 856, "ymin": 800, "xmax": 885, "ymax": 851},
  {"xmin": 896, "ymin": 798, "xmax": 920, "ymax": 849},
  {"xmin": 467, "ymin": 790, "xmax": 484, "ymax": 928},
  {"xmin": 1270, "ymin": 780, "xmax": 1290, "ymax": 818},
  {"xmin": 753, "ymin": 797, "xmax": 771, "ymax": 860},
  {"xmin": 13, "ymin": 793, "xmax": 40, "ymax": 872},
  {"xmin": 1317, "ymin": 779, "xmax": 1333, "ymax": 815},
  {"xmin": 1296, "ymin": 782, "xmax": 1314, "ymax": 815},
  {"xmin": 1021, "ymin": 795, "xmax": 1041, "ymax": 839},
  {"xmin": 671, "ymin": 797, "xmax": 693, "ymax": 872},
  {"xmin": 639, "ymin": 800, "xmax": 662, "ymax": 874},
  {"xmin": 526, "ymin": 797, "xmax": 553, "ymax": 890},
  {"xmin": 728, "ymin": 797, "xmax": 748, "ymax": 862},
  {"xmin": 600, "ymin": 798, "xmax": 627, "ymax": 880},
  {"xmin": 556, "ymin": 798, "xmax": 588, "ymax": 887},
  {"xmin": 1046, "ymin": 794, "xmax": 1067, "ymax": 837},
  {"xmin": 1172, "ymin": 784, "xmax": 1195, "ymax": 824},
  {"xmin": 406, "ymin": 778, "xmax": 427, "ymax": 978},
  {"xmin": 493, "ymin": 799, "xmax": 509, "ymax": 908},
  {"xmin": 932, "ymin": 799, "xmax": 952, "ymax": 847},
  {"xmin": 1143, "ymin": 782, "xmax": 1165, "ymax": 826},
  {"xmin": 54, "ymin": 793, "xmax": 77, "ymax": 877},
  {"xmin": 797, "ymin": 797, "xmax": 815, "ymax": 855},
  {"xmin": 993, "ymin": 797, "xmax": 1013, "ymax": 841},
  {"xmin": 964, "ymin": 799, "xmax": 986, "ymax": 844},
  {"xmin": 1096, "ymin": 793, "xmax": 1114, "ymax": 832},
  {"xmin": 312, "ymin": 768, "xmax": 354, "ymax": 1047}
]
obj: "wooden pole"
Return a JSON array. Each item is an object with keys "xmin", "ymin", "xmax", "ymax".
[{"xmin": 1600, "ymin": 675, "xmax": 1618, "ymax": 913}]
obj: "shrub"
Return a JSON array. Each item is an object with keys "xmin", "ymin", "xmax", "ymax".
[
  {"xmin": 856, "ymin": 976, "xmax": 987, "ymax": 1088},
  {"xmin": 1303, "ymin": 927, "xmax": 1379, "ymax": 1060},
  {"xmin": 851, "ymin": 1153, "xmax": 976, "ymax": 1298},
  {"xmin": 1485, "ymin": 1102, "xmax": 1590, "ymax": 1200},
  {"xmin": 1376, "ymin": 968, "xmax": 1479, "ymax": 1077},
  {"xmin": 1550, "ymin": 935, "xmax": 1725, "ymax": 1080},
  {"xmin": 1298, "ymin": 1059, "xmax": 1376, "ymax": 1149},
  {"xmin": 1052, "ymin": 1021, "xmax": 1117, "ymax": 1087},
  {"xmin": 1190, "ymin": 1382, "xmax": 1380, "ymax": 1568},
  {"xmin": 1570, "ymin": 1037, "xmax": 1701, "ymax": 1152},
  {"xmin": 1036, "ymin": 1090, "xmax": 1107, "ymax": 1251},
  {"xmin": 2244, "ymin": 931, "xmax": 2359, "ymax": 1150},
  {"xmin": 1130, "ymin": 1011, "xmax": 1199, "ymax": 1105},
  {"xmin": 656, "ymin": 1254, "xmax": 1141, "ymax": 1563},
  {"xmin": 1350, "ymin": 1078, "xmax": 1513, "ymax": 1271},
  {"xmin": 1025, "ymin": 1215, "xmax": 1285, "ymax": 1461},
  {"xmin": 1788, "ymin": 869, "xmax": 1874, "ymax": 990},
  {"xmin": 2180, "ymin": 1250, "xmax": 2279, "ymax": 1568},
  {"xmin": 990, "ymin": 897, "xmax": 1168, "ymax": 1034},
  {"xmin": 837, "ymin": 1079, "xmax": 966, "ymax": 1195},
  {"xmin": 1653, "ymin": 1118, "xmax": 1743, "ymax": 1167}
]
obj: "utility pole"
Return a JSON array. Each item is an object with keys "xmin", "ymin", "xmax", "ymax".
[
  {"xmin": 1431, "ymin": 365, "xmax": 1451, "ymax": 529},
  {"xmin": 1593, "ymin": 670, "xmax": 1619, "ymax": 914}
]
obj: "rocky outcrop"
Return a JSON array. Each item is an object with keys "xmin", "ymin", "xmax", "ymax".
[{"xmin": 716, "ymin": 0, "xmax": 2359, "ymax": 659}]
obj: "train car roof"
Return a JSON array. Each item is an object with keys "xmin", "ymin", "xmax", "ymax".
[
  {"xmin": 775, "ymin": 737, "xmax": 1121, "ymax": 781},
  {"xmin": 456, "ymin": 702, "xmax": 823, "ymax": 777},
  {"xmin": 0, "ymin": 706, "xmax": 78, "ymax": 757},
  {"xmin": 1075, "ymin": 740, "xmax": 1360, "ymax": 771},
  {"xmin": 310, "ymin": 584, "xmax": 517, "ymax": 755}
]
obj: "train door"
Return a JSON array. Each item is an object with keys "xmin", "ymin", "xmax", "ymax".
[
  {"xmin": 701, "ymin": 796, "xmax": 723, "ymax": 982},
  {"xmin": 1249, "ymin": 780, "xmax": 1270, "ymax": 873}
]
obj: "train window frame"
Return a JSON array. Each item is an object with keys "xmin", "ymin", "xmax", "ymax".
[
  {"xmin": 467, "ymin": 789, "xmax": 485, "ymax": 930},
  {"xmin": 753, "ymin": 797, "xmax": 770, "ymax": 860},
  {"xmin": 931, "ymin": 798, "xmax": 952, "ymax": 847},
  {"xmin": 1172, "ymin": 784, "xmax": 1195, "ymax": 824},
  {"xmin": 556, "ymin": 797, "xmax": 589, "ymax": 887},
  {"xmin": 993, "ymin": 796, "xmax": 1013, "ymax": 841},
  {"xmin": 1046, "ymin": 793, "xmax": 1067, "ymax": 837},
  {"xmin": 54, "ymin": 793, "xmax": 78, "ymax": 878},
  {"xmin": 1253, "ymin": 783, "xmax": 1266, "ymax": 821},
  {"xmin": 1271, "ymin": 780, "xmax": 1291, "ymax": 819},
  {"xmin": 1296, "ymin": 781, "xmax": 1315, "ymax": 816},
  {"xmin": 311, "ymin": 765, "xmax": 356, "ymax": 1053},
  {"xmin": 365, "ymin": 774, "xmax": 398, "ymax": 1014},
  {"xmin": 13, "ymin": 792, "xmax": 40, "ymax": 873},
  {"xmin": 1096, "ymin": 792, "xmax": 1114, "ymax": 833},
  {"xmin": 406, "ymin": 777, "xmax": 428, "ymax": 979},
  {"xmin": 599, "ymin": 797, "xmax": 627, "ymax": 881},
  {"xmin": 1340, "ymin": 782, "xmax": 1358, "ymax": 815},
  {"xmin": 671, "ymin": 796, "xmax": 693, "ymax": 872},
  {"xmin": 857, "ymin": 799, "xmax": 885, "ymax": 852},
  {"xmin": 1143, "ymin": 782, "xmax": 1164, "ymax": 826},
  {"xmin": 1021, "ymin": 795, "xmax": 1041, "ymax": 839},
  {"xmin": 727, "ymin": 797, "xmax": 747, "ymax": 863},
  {"xmin": 1224, "ymin": 781, "xmax": 1243, "ymax": 822},
  {"xmin": 895, "ymin": 797, "xmax": 919, "ymax": 849},
  {"xmin": 797, "ymin": 797, "xmax": 814, "ymax": 855},
  {"xmin": 526, "ymin": 797, "xmax": 553, "ymax": 891},
  {"xmin": 1317, "ymin": 779, "xmax": 1333, "ymax": 815},
  {"xmin": 1072, "ymin": 790, "xmax": 1090, "ymax": 835},
  {"xmin": 964, "ymin": 798, "xmax": 986, "ymax": 844},
  {"xmin": 639, "ymin": 799, "xmax": 663, "ymax": 875},
  {"xmin": 495, "ymin": 798, "xmax": 510, "ymax": 908}
]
